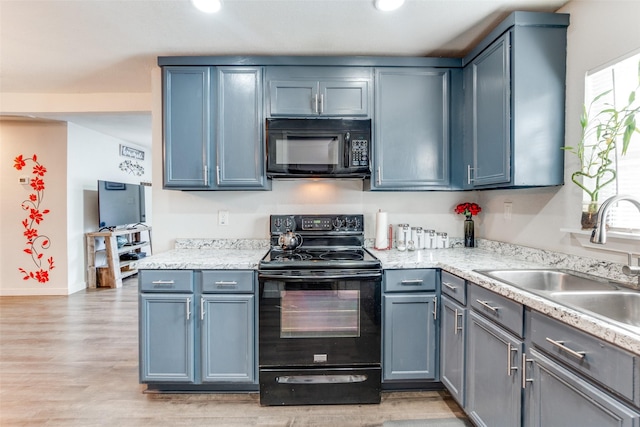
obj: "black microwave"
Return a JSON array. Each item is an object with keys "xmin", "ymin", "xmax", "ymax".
[{"xmin": 266, "ymin": 118, "xmax": 371, "ymax": 178}]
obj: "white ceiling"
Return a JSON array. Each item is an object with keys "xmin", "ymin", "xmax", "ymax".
[{"xmin": 0, "ymin": 0, "xmax": 570, "ymax": 147}]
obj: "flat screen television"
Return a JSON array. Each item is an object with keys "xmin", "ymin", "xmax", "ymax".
[{"xmin": 98, "ymin": 180, "xmax": 146, "ymax": 229}]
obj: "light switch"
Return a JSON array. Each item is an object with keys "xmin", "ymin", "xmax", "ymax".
[{"xmin": 504, "ymin": 202, "xmax": 512, "ymax": 220}]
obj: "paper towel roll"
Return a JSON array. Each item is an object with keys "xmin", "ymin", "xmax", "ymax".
[{"xmin": 374, "ymin": 210, "xmax": 389, "ymax": 250}]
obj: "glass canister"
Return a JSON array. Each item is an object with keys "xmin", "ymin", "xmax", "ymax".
[
  {"xmin": 436, "ymin": 232, "xmax": 449, "ymax": 249},
  {"xmin": 396, "ymin": 224, "xmax": 410, "ymax": 251},
  {"xmin": 411, "ymin": 227, "xmax": 424, "ymax": 250},
  {"xmin": 425, "ymin": 229, "xmax": 436, "ymax": 249}
]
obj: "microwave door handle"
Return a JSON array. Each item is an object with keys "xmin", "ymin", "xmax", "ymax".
[{"xmin": 344, "ymin": 131, "xmax": 351, "ymax": 168}]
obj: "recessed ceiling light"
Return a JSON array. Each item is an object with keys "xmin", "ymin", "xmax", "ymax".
[
  {"xmin": 191, "ymin": 0, "xmax": 222, "ymax": 13},
  {"xmin": 374, "ymin": 0, "xmax": 405, "ymax": 12}
]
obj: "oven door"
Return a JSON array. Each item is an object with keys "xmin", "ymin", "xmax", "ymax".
[{"xmin": 258, "ymin": 270, "xmax": 381, "ymax": 368}]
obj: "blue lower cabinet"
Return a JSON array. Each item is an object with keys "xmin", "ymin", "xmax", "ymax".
[
  {"xmin": 139, "ymin": 293, "xmax": 195, "ymax": 383},
  {"xmin": 440, "ymin": 294, "xmax": 466, "ymax": 406},
  {"xmin": 466, "ymin": 311, "xmax": 522, "ymax": 426},
  {"xmin": 201, "ymin": 294, "xmax": 255, "ymax": 383},
  {"xmin": 524, "ymin": 348, "xmax": 640, "ymax": 427},
  {"xmin": 139, "ymin": 269, "xmax": 257, "ymax": 389},
  {"xmin": 382, "ymin": 269, "xmax": 439, "ymax": 383}
]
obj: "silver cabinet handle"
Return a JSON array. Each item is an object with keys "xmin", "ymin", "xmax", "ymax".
[
  {"xmin": 443, "ymin": 282, "xmax": 457, "ymax": 292},
  {"xmin": 376, "ymin": 167, "xmax": 382, "ymax": 186},
  {"xmin": 545, "ymin": 337, "xmax": 586, "ymax": 360},
  {"xmin": 401, "ymin": 279, "xmax": 424, "ymax": 285},
  {"xmin": 454, "ymin": 309, "xmax": 463, "ymax": 334},
  {"xmin": 151, "ymin": 280, "xmax": 175, "ymax": 284},
  {"xmin": 204, "ymin": 165, "xmax": 209, "ymax": 186},
  {"xmin": 433, "ymin": 296, "xmax": 438, "ymax": 320},
  {"xmin": 319, "ymin": 93, "xmax": 324, "ymax": 114},
  {"xmin": 467, "ymin": 164, "xmax": 475, "ymax": 184},
  {"xmin": 314, "ymin": 93, "xmax": 319, "ymax": 114},
  {"xmin": 216, "ymin": 165, "xmax": 221, "ymax": 185},
  {"xmin": 476, "ymin": 299, "xmax": 499, "ymax": 313},
  {"xmin": 507, "ymin": 342, "xmax": 518, "ymax": 376},
  {"xmin": 200, "ymin": 297, "xmax": 205, "ymax": 320},
  {"xmin": 522, "ymin": 353, "xmax": 533, "ymax": 389},
  {"xmin": 186, "ymin": 297, "xmax": 191, "ymax": 320},
  {"xmin": 214, "ymin": 281, "xmax": 238, "ymax": 286}
]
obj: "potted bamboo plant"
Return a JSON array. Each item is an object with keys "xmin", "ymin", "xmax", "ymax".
[{"xmin": 564, "ymin": 61, "xmax": 640, "ymax": 229}]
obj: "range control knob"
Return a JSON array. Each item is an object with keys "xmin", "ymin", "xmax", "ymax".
[
  {"xmin": 274, "ymin": 218, "xmax": 283, "ymax": 228},
  {"xmin": 284, "ymin": 217, "xmax": 294, "ymax": 230},
  {"xmin": 333, "ymin": 217, "xmax": 344, "ymax": 230}
]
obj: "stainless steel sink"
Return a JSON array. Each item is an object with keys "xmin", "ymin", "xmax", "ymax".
[
  {"xmin": 475, "ymin": 268, "xmax": 640, "ymax": 334},
  {"xmin": 550, "ymin": 291, "xmax": 640, "ymax": 332},
  {"xmin": 476, "ymin": 269, "xmax": 618, "ymax": 293}
]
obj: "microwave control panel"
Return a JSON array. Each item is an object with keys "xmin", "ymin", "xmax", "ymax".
[{"xmin": 350, "ymin": 138, "xmax": 369, "ymax": 167}]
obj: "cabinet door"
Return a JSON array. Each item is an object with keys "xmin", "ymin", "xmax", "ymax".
[
  {"xmin": 440, "ymin": 295, "xmax": 466, "ymax": 406},
  {"xmin": 269, "ymin": 79, "xmax": 318, "ymax": 116},
  {"xmin": 215, "ymin": 67, "xmax": 269, "ymax": 189},
  {"xmin": 383, "ymin": 293, "xmax": 437, "ymax": 381},
  {"xmin": 466, "ymin": 311, "xmax": 521, "ymax": 426},
  {"xmin": 163, "ymin": 66, "xmax": 213, "ymax": 189},
  {"xmin": 524, "ymin": 349, "xmax": 640, "ymax": 427},
  {"xmin": 139, "ymin": 293, "xmax": 195, "ymax": 382},
  {"xmin": 373, "ymin": 68, "xmax": 450, "ymax": 189},
  {"xmin": 466, "ymin": 32, "xmax": 511, "ymax": 187},
  {"xmin": 319, "ymin": 80, "xmax": 369, "ymax": 116},
  {"xmin": 201, "ymin": 294, "xmax": 255, "ymax": 383}
]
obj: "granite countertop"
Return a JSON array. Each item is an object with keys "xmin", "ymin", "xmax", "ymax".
[{"xmin": 137, "ymin": 241, "xmax": 640, "ymax": 355}]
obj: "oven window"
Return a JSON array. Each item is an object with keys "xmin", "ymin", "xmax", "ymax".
[
  {"xmin": 275, "ymin": 136, "xmax": 340, "ymax": 165},
  {"xmin": 280, "ymin": 289, "xmax": 360, "ymax": 338}
]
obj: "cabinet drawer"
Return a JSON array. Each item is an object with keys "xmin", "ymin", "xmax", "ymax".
[
  {"xmin": 139, "ymin": 270, "xmax": 194, "ymax": 293},
  {"xmin": 384, "ymin": 269, "xmax": 437, "ymax": 293},
  {"xmin": 469, "ymin": 284, "xmax": 523, "ymax": 337},
  {"xmin": 441, "ymin": 271, "xmax": 466, "ymax": 305},
  {"xmin": 201, "ymin": 270, "xmax": 254, "ymax": 293},
  {"xmin": 528, "ymin": 310, "xmax": 640, "ymax": 405}
]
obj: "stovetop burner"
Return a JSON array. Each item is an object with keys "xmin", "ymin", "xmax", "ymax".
[{"xmin": 260, "ymin": 214, "xmax": 381, "ymax": 271}]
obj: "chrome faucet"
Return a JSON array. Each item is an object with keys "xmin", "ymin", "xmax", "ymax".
[{"xmin": 590, "ymin": 194, "xmax": 640, "ymax": 284}]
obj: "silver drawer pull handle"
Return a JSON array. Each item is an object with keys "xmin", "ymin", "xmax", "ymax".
[
  {"xmin": 186, "ymin": 297, "xmax": 191, "ymax": 320},
  {"xmin": 151, "ymin": 280, "xmax": 175, "ymax": 284},
  {"xmin": 443, "ymin": 282, "xmax": 457, "ymax": 291},
  {"xmin": 476, "ymin": 299, "xmax": 498, "ymax": 313},
  {"xmin": 401, "ymin": 279, "xmax": 424, "ymax": 285},
  {"xmin": 507, "ymin": 342, "xmax": 518, "ymax": 376},
  {"xmin": 455, "ymin": 310, "xmax": 463, "ymax": 334},
  {"xmin": 522, "ymin": 353, "xmax": 534, "ymax": 389},
  {"xmin": 214, "ymin": 281, "xmax": 238, "ymax": 286},
  {"xmin": 545, "ymin": 337, "xmax": 586, "ymax": 360}
]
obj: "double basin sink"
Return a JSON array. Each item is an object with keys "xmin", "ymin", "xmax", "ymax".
[{"xmin": 476, "ymin": 269, "xmax": 640, "ymax": 334}]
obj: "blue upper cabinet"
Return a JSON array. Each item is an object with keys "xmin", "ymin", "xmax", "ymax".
[
  {"xmin": 460, "ymin": 12, "xmax": 569, "ymax": 189},
  {"xmin": 267, "ymin": 66, "xmax": 372, "ymax": 117},
  {"xmin": 370, "ymin": 68, "xmax": 459, "ymax": 190},
  {"xmin": 163, "ymin": 66, "xmax": 213, "ymax": 189},
  {"xmin": 163, "ymin": 66, "xmax": 270, "ymax": 191},
  {"xmin": 215, "ymin": 67, "xmax": 269, "ymax": 189}
]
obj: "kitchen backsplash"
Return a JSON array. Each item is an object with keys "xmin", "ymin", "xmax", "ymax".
[{"xmin": 174, "ymin": 237, "xmax": 632, "ymax": 286}]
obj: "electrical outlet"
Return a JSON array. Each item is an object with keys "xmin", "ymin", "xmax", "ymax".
[
  {"xmin": 218, "ymin": 210, "xmax": 229, "ymax": 226},
  {"xmin": 504, "ymin": 202, "xmax": 512, "ymax": 220}
]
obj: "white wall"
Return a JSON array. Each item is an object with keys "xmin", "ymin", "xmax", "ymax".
[
  {"xmin": 0, "ymin": 121, "xmax": 69, "ymax": 295},
  {"xmin": 478, "ymin": 0, "xmax": 640, "ymax": 265},
  {"xmin": 67, "ymin": 123, "xmax": 152, "ymax": 294}
]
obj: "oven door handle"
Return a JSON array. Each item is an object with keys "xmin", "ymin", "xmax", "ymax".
[{"xmin": 258, "ymin": 271, "xmax": 382, "ymax": 281}]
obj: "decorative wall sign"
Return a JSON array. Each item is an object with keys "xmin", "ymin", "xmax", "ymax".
[
  {"xmin": 13, "ymin": 154, "xmax": 55, "ymax": 283},
  {"xmin": 120, "ymin": 144, "xmax": 145, "ymax": 160},
  {"xmin": 119, "ymin": 159, "xmax": 145, "ymax": 176}
]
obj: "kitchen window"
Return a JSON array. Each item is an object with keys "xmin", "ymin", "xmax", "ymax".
[{"xmin": 584, "ymin": 52, "xmax": 640, "ymax": 231}]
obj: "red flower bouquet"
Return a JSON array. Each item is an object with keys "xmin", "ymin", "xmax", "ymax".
[{"xmin": 455, "ymin": 202, "xmax": 482, "ymax": 219}]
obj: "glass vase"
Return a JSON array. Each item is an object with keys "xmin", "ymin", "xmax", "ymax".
[
  {"xmin": 581, "ymin": 201, "xmax": 600, "ymax": 230},
  {"xmin": 464, "ymin": 217, "xmax": 475, "ymax": 248}
]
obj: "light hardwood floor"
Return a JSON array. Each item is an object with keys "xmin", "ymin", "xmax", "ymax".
[{"xmin": 0, "ymin": 277, "xmax": 466, "ymax": 426}]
